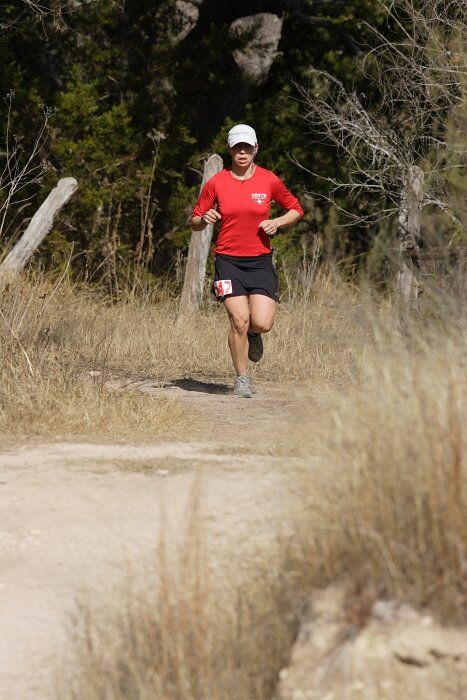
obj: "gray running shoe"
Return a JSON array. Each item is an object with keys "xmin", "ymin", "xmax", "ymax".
[
  {"xmin": 233, "ymin": 375, "xmax": 254, "ymax": 398},
  {"xmin": 247, "ymin": 332, "xmax": 263, "ymax": 362}
]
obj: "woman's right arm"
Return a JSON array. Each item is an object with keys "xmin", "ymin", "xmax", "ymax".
[
  {"xmin": 190, "ymin": 209, "xmax": 221, "ymax": 230},
  {"xmin": 191, "ymin": 215, "xmax": 205, "ymax": 231},
  {"xmin": 190, "ymin": 178, "xmax": 221, "ymax": 230}
]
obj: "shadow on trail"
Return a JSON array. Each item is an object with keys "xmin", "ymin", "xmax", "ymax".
[{"xmin": 167, "ymin": 378, "xmax": 231, "ymax": 395}]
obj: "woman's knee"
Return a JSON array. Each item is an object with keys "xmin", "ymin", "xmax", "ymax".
[
  {"xmin": 254, "ymin": 319, "xmax": 274, "ymax": 333},
  {"xmin": 230, "ymin": 314, "xmax": 249, "ymax": 334}
]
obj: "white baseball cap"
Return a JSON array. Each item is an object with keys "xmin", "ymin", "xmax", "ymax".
[{"xmin": 227, "ymin": 124, "xmax": 257, "ymax": 147}]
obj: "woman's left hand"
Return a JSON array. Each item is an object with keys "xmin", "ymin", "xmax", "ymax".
[{"xmin": 259, "ymin": 219, "xmax": 279, "ymax": 237}]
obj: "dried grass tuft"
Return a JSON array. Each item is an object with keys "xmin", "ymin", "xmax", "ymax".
[
  {"xmin": 57, "ymin": 485, "xmax": 298, "ymax": 699},
  {"xmin": 288, "ymin": 302, "xmax": 467, "ymax": 620}
]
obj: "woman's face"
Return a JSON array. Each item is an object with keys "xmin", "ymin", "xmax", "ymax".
[{"xmin": 228, "ymin": 142, "xmax": 258, "ymax": 168}]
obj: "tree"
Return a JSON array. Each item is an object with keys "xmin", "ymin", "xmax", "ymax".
[
  {"xmin": 1, "ymin": 0, "xmax": 390, "ymax": 281},
  {"xmin": 0, "ymin": 90, "xmax": 51, "ymax": 249},
  {"xmin": 0, "ymin": 1, "xmax": 70, "ymax": 35},
  {"xmin": 295, "ymin": 0, "xmax": 466, "ymax": 298}
]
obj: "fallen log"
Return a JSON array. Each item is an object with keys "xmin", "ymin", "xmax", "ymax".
[{"xmin": 0, "ymin": 177, "xmax": 78, "ymax": 281}]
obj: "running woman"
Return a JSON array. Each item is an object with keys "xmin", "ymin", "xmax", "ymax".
[{"xmin": 190, "ymin": 124, "xmax": 303, "ymax": 398}]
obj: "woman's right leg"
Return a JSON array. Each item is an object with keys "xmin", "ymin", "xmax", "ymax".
[{"xmin": 223, "ymin": 295, "xmax": 250, "ymax": 376}]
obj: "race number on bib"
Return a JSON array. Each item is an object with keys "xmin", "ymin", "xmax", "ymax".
[{"xmin": 214, "ymin": 279, "xmax": 233, "ymax": 297}]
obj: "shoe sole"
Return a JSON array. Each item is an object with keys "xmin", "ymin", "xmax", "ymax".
[
  {"xmin": 248, "ymin": 353, "xmax": 263, "ymax": 363},
  {"xmin": 233, "ymin": 391, "xmax": 253, "ymax": 398},
  {"xmin": 247, "ymin": 334, "xmax": 263, "ymax": 362}
]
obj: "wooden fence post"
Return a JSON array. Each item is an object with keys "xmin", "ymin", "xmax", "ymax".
[
  {"xmin": 179, "ymin": 154, "xmax": 223, "ymax": 313},
  {"xmin": 0, "ymin": 177, "xmax": 78, "ymax": 282},
  {"xmin": 395, "ymin": 165, "xmax": 424, "ymax": 301}
]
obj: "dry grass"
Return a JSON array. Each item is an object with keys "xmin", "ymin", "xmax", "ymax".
[
  {"xmin": 0, "ymin": 277, "xmax": 202, "ymax": 441},
  {"xmin": 0, "ymin": 271, "xmax": 366, "ymax": 441},
  {"xmin": 3, "ymin": 270, "xmax": 466, "ymax": 695},
  {"xmin": 288, "ymin": 298, "xmax": 467, "ymax": 621},
  {"xmin": 264, "ymin": 276, "xmax": 367, "ymax": 384},
  {"xmin": 56, "ymin": 487, "xmax": 299, "ymax": 700}
]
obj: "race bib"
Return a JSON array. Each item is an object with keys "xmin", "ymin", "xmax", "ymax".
[{"xmin": 214, "ymin": 279, "xmax": 233, "ymax": 297}]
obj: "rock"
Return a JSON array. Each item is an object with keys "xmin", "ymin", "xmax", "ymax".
[
  {"xmin": 155, "ymin": 0, "xmax": 199, "ymax": 46},
  {"xmin": 277, "ymin": 586, "xmax": 467, "ymax": 700},
  {"xmin": 390, "ymin": 622, "xmax": 467, "ymax": 669},
  {"xmin": 229, "ymin": 13, "xmax": 283, "ymax": 86},
  {"xmin": 372, "ymin": 599, "xmax": 397, "ymax": 623}
]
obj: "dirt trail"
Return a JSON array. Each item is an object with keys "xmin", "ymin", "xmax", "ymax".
[{"xmin": 0, "ymin": 378, "xmax": 302, "ymax": 699}]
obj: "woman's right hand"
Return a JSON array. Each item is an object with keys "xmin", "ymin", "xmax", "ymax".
[{"xmin": 202, "ymin": 208, "xmax": 222, "ymax": 225}]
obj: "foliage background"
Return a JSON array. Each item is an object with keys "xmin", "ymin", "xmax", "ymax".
[{"xmin": 0, "ymin": 0, "xmax": 462, "ymax": 285}]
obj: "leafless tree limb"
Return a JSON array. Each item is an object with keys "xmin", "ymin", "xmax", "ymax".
[
  {"xmin": 0, "ymin": 90, "xmax": 52, "ymax": 241},
  {"xmin": 295, "ymin": 0, "xmax": 466, "ymax": 297},
  {"xmin": 296, "ymin": 0, "xmax": 466, "ymax": 215},
  {"xmin": 0, "ymin": 1, "xmax": 72, "ymax": 35}
]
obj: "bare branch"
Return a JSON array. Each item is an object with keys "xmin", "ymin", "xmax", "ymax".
[
  {"xmin": 293, "ymin": 0, "xmax": 466, "ymax": 230},
  {"xmin": 0, "ymin": 0, "xmax": 73, "ymax": 35},
  {"xmin": 0, "ymin": 91, "xmax": 51, "ymax": 241}
]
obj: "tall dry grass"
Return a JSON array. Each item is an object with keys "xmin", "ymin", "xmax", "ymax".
[
  {"xmin": 288, "ymin": 296, "xmax": 466, "ymax": 621},
  {"xmin": 2, "ymin": 268, "xmax": 465, "ymax": 693},
  {"xmin": 0, "ymin": 278, "xmax": 197, "ymax": 442},
  {"xmin": 0, "ymin": 271, "xmax": 366, "ymax": 441},
  {"xmin": 56, "ymin": 486, "xmax": 299, "ymax": 700}
]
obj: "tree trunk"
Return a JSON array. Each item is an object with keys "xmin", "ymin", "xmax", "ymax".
[
  {"xmin": 0, "ymin": 177, "xmax": 78, "ymax": 281},
  {"xmin": 179, "ymin": 154, "xmax": 223, "ymax": 313},
  {"xmin": 395, "ymin": 165, "xmax": 424, "ymax": 300}
]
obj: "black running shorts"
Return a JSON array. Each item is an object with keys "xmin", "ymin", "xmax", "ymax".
[{"xmin": 213, "ymin": 252, "xmax": 279, "ymax": 302}]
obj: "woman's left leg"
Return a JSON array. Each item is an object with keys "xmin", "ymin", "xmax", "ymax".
[{"xmin": 248, "ymin": 294, "xmax": 277, "ymax": 333}]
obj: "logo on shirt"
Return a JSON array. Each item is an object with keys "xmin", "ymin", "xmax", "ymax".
[{"xmin": 251, "ymin": 193, "xmax": 267, "ymax": 205}]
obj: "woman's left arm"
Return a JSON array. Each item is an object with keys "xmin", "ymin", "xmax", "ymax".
[
  {"xmin": 259, "ymin": 174, "xmax": 304, "ymax": 237},
  {"xmin": 259, "ymin": 209, "xmax": 302, "ymax": 236}
]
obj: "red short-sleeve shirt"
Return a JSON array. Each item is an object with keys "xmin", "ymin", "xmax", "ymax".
[{"xmin": 192, "ymin": 165, "xmax": 303, "ymax": 256}]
